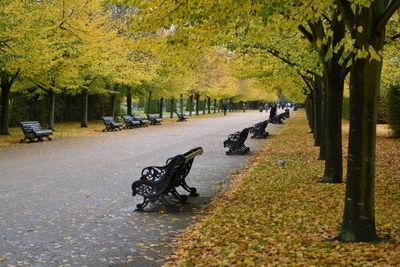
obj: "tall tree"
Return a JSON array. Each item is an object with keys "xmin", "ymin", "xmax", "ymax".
[{"xmin": 336, "ymin": 0, "xmax": 400, "ymax": 242}]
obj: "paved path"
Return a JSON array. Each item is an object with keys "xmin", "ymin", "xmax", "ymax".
[{"xmin": 0, "ymin": 111, "xmax": 285, "ymax": 266}]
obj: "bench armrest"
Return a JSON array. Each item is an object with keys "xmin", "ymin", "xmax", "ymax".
[{"xmin": 140, "ymin": 166, "xmax": 167, "ymax": 181}]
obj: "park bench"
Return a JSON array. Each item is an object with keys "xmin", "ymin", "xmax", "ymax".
[
  {"xmin": 147, "ymin": 114, "xmax": 162, "ymax": 125},
  {"xmin": 223, "ymin": 127, "xmax": 252, "ymax": 155},
  {"xmin": 250, "ymin": 120, "xmax": 269, "ymax": 139},
  {"xmin": 175, "ymin": 112, "xmax": 187, "ymax": 122},
  {"xmin": 122, "ymin": 115, "xmax": 141, "ymax": 129},
  {"xmin": 102, "ymin": 116, "xmax": 122, "ymax": 131},
  {"xmin": 131, "ymin": 147, "xmax": 203, "ymax": 211},
  {"xmin": 132, "ymin": 115, "xmax": 149, "ymax": 127},
  {"xmin": 19, "ymin": 121, "xmax": 53, "ymax": 143},
  {"xmin": 270, "ymin": 113, "xmax": 284, "ymax": 124},
  {"xmin": 284, "ymin": 108, "xmax": 290, "ymax": 118}
]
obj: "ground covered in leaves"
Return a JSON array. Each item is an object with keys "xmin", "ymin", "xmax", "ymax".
[{"xmin": 167, "ymin": 111, "xmax": 400, "ymax": 266}]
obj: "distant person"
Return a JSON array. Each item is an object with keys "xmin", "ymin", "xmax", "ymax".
[
  {"xmin": 222, "ymin": 101, "xmax": 228, "ymax": 116},
  {"xmin": 264, "ymin": 103, "xmax": 269, "ymax": 112},
  {"xmin": 269, "ymin": 105, "xmax": 277, "ymax": 120},
  {"xmin": 242, "ymin": 103, "xmax": 247, "ymax": 113},
  {"xmin": 259, "ymin": 105, "xmax": 264, "ymax": 112}
]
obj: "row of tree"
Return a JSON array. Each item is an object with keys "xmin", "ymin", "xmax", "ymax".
[
  {"xmin": 0, "ymin": 0, "xmax": 281, "ymax": 134},
  {"xmin": 125, "ymin": 0, "xmax": 400, "ymax": 242}
]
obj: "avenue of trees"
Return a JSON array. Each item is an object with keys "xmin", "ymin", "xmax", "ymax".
[{"xmin": 1, "ymin": 0, "xmax": 399, "ymax": 243}]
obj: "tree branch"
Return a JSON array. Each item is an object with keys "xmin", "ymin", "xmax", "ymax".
[
  {"xmin": 266, "ymin": 48, "xmax": 322, "ymax": 79},
  {"xmin": 298, "ymin": 25, "xmax": 314, "ymax": 43},
  {"xmin": 377, "ymin": 0, "xmax": 400, "ymax": 32},
  {"xmin": 336, "ymin": 0, "xmax": 356, "ymax": 36},
  {"xmin": 9, "ymin": 69, "xmax": 20, "ymax": 86}
]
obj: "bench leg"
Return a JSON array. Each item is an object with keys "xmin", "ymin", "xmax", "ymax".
[
  {"xmin": 159, "ymin": 195, "xmax": 178, "ymax": 210},
  {"xmin": 180, "ymin": 181, "xmax": 199, "ymax": 197},
  {"xmin": 135, "ymin": 197, "xmax": 151, "ymax": 211},
  {"xmin": 170, "ymin": 188, "xmax": 188, "ymax": 202}
]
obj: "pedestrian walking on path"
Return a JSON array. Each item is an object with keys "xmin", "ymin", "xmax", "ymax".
[
  {"xmin": 269, "ymin": 105, "xmax": 277, "ymax": 120},
  {"xmin": 222, "ymin": 101, "xmax": 228, "ymax": 116}
]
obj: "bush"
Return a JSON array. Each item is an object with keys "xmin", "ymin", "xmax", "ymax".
[{"xmin": 387, "ymin": 85, "xmax": 400, "ymax": 137}]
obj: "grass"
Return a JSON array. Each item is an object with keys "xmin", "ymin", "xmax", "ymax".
[
  {"xmin": 0, "ymin": 110, "xmax": 233, "ymax": 147},
  {"xmin": 166, "ymin": 111, "xmax": 400, "ymax": 266}
]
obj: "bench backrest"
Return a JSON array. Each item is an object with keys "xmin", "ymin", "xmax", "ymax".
[
  {"xmin": 147, "ymin": 114, "xmax": 157, "ymax": 120},
  {"xmin": 122, "ymin": 115, "xmax": 133, "ymax": 123},
  {"xmin": 132, "ymin": 115, "xmax": 144, "ymax": 121},
  {"xmin": 102, "ymin": 116, "xmax": 115, "ymax": 125},
  {"xmin": 170, "ymin": 147, "xmax": 203, "ymax": 186},
  {"xmin": 20, "ymin": 121, "xmax": 43, "ymax": 133},
  {"xmin": 238, "ymin": 128, "xmax": 250, "ymax": 143}
]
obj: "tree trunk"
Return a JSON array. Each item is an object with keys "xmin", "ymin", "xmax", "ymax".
[
  {"xmin": 318, "ymin": 84, "xmax": 327, "ymax": 160},
  {"xmin": 49, "ymin": 90, "xmax": 56, "ymax": 130},
  {"xmin": 314, "ymin": 84, "xmax": 323, "ymax": 147},
  {"xmin": 180, "ymin": 94, "xmax": 184, "ymax": 114},
  {"xmin": 0, "ymin": 81, "xmax": 11, "ymax": 135},
  {"xmin": 127, "ymin": 88, "xmax": 132, "ymax": 116},
  {"xmin": 159, "ymin": 97, "xmax": 164, "ymax": 118},
  {"xmin": 340, "ymin": 43, "xmax": 384, "ymax": 243},
  {"xmin": 170, "ymin": 98, "xmax": 174, "ymax": 118},
  {"xmin": 213, "ymin": 99, "xmax": 216, "ymax": 113},
  {"xmin": 203, "ymin": 98, "xmax": 206, "ymax": 115},
  {"xmin": 81, "ymin": 89, "xmax": 88, "ymax": 128},
  {"xmin": 208, "ymin": 97, "xmax": 211, "ymax": 114},
  {"xmin": 146, "ymin": 92, "xmax": 151, "ymax": 115},
  {"xmin": 110, "ymin": 84, "xmax": 118, "ymax": 118},
  {"xmin": 189, "ymin": 95, "xmax": 193, "ymax": 116},
  {"xmin": 195, "ymin": 93, "xmax": 200, "ymax": 115}
]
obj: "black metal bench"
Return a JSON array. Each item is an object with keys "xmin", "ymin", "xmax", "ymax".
[
  {"xmin": 250, "ymin": 120, "xmax": 269, "ymax": 139},
  {"xmin": 147, "ymin": 114, "xmax": 162, "ymax": 125},
  {"xmin": 175, "ymin": 112, "xmax": 187, "ymax": 122},
  {"xmin": 284, "ymin": 108, "xmax": 290, "ymax": 118},
  {"xmin": 131, "ymin": 147, "xmax": 203, "ymax": 211},
  {"xmin": 270, "ymin": 113, "xmax": 284, "ymax": 124},
  {"xmin": 132, "ymin": 115, "xmax": 149, "ymax": 127},
  {"xmin": 223, "ymin": 127, "xmax": 252, "ymax": 155},
  {"xmin": 102, "ymin": 116, "xmax": 122, "ymax": 131},
  {"xmin": 19, "ymin": 121, "xmax": 53, "ymax": 143},
  {"xmin": 121, "ymin": 115, "xmax": 141, "ymax": 129}
]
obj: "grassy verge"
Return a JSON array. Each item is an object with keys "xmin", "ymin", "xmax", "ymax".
[
  {"xmin": 0, "ymin": 111, "xmax": 240, "ymax": 147},
  {"xmin": 167, "ymin": 111, "xmax": 400, "ymax": 266}
]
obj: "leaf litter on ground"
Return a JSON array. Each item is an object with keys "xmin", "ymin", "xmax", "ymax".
[{"xmin": 165, "ymin": 111, "xmax": 400, "ymax": 266}]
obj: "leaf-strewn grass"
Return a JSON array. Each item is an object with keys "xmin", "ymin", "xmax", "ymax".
[
  {"xmin": 167, "ymin": 111, "xmax": 400, "ymax": 266},
  {"xmin": 0, "ymin": 111, "xmax": 229, "ymax": 147}
]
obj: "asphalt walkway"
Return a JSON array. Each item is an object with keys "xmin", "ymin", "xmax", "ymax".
[{"xmin": 0, "ymin": 111, "xmax": 285, "ymax": 266}]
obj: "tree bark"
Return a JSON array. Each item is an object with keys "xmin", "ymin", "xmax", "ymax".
[
  {"xmin": 159, "ymin": 97, "xmax": 164, "ymax": 118},
  {"xmin": 213, "ymin": 99, "xmax": 217, "ymax": 113},
  {"xmin": 127, "ymin": 88, "xmax": 132, "ymax": 116},
  {"xmin": 0, "ymin": 81, "xmax": 11, "ymax": 135},
  {"xmin": 202, "ymin": 98, "xmax": 206, "ymax": 115},
  {"xmin": 189, "ymin": 95, "xmax": 193, "ymax": 116},
  {"xmin": 49, "ymin": 90, "xmax": 56, "ymax": 130},
  {"xmin": 180, "ymin": 94, "xmax": 184, "ymax": 114},
  {"xmin": 314, "ymin": 83, "xmax": 323, "ymax": 147},
  {"xmin": 81, "ymin": 89, "xmax": 88, "ymax": 128},
  {"xmin": 170, "ymin": 98, "xmax": 174, "ymax": 118},
  {"xmin": 341, "ymin": 56, "xmax": 382, "ymax": 242},
  {"xmin": 208, "ymin": 97, "xmax": 211, "ymax": 114},
  {"xmin": 0, "ymin": 71, "xmax": 18, "ymax": 135},
  {"xmin": 195, "ymin": 93, "xmax": 200, "ymax": 115}
]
